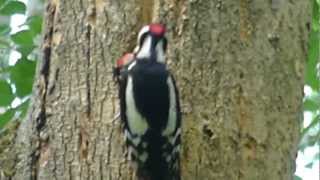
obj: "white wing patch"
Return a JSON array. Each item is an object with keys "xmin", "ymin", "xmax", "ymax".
[
  {"xmin": 139, "ymin": 151, "xmax": 149, "ymax": 162},
  {"xmin": 136, "ymin": 36, "xmax": 152, "ymax": 59},
  {"xmin": 169, "ymin": 128, "xmax": 181, "ymax": 145},
  {"xmin": 126, "ymin": 76, "xmax": 149, "ymax": 135},
  {"xmin": 162, "ymin": 76, "xmax": 177, "ymax": 136},
  {"xmin": 128, "ymin": 61, "xmax": 136, "ymax": 70}
]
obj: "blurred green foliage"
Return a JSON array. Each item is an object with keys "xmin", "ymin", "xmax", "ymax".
[
  {"xmin": 0, "ymin": 0, "xmax": 43, "ymax": 129},
  {"xmin": 301, "ymin": 0, "xmax": 320, "ymax": 150},
  {"xmin": 306, "ymin": 0, "xmax": 320, "ymax": 90},
  {"xmin": 296, "ymin": 0, "xmax": 320, "ymax": 178},
  {"xmin": 0, "ymin": 0, "xmax": 318, "ymax": 179},
  {"xmin": 0, "ymin": 0, "xmax": 26, "ymax": 15}
]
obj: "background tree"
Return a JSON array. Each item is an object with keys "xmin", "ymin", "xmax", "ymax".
[{"xmin": 0, "ymin": 0, "xmax": 317, "ymax": 180}]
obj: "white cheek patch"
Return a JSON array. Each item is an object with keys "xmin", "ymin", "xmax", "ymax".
[
  {"xmin": 137, "ymin": 26, "xmax": 150, "ymax": 44},
  {"xmin": 126, "ymin": 76, "xmax": 149, "ymax": 136},
  {"xmin": 156, "ymin": 40, "xmax": 165, "ymax": 63},
  {"xmin": 162, "ymin": 76, "xmax": 177, "ymax": 136},
  {"xmin": 136, "ymin": 36, "xmax": 152, "ymax": 59}
]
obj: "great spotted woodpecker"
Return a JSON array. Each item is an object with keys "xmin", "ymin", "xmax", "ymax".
[{"xmin": 115, "ymin": 24, "xmax": 181, "ymax": 180}]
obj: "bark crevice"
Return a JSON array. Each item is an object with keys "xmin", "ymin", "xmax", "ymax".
[{"xmin": 30, "ymin": 1, "xmax": 57, "ymax": 179}]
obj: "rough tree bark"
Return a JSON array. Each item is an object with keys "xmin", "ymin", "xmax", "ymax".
[{"xmin": 0, "ymin": 0, "xmax": 310, "ymax": 180}]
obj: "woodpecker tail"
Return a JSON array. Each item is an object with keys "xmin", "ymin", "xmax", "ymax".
[{"xmin": 136, "ymin": 164, "xmax": 181, "ymax": 180}]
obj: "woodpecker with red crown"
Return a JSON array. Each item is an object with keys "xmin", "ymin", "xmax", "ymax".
[{"xmin": 115, "ymin": 24, "xmax": 181, "ymax": 180}]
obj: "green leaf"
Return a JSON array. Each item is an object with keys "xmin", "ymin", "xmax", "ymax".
[
  {"xmin": 0, "ymin": 1, "xmax": 26, "ymax": 15},
  {"xmin": 306, "ymin": 0, "xmax": 320, "ymax": 90},
  {"xmin": 304, "ymin": 93, "xmax": 320, "ymax": 111},
  {"xmin": 0, "ymin": 36, "xmax": 10, "ymax": 47},
  {"xmin": 302, "ymin": 114, "xmax": 320, "ymax": 136},
  {"xmin": 11, "ymin": 29, "xmax": 34, "ymax": 46},
  {"xmin": 0, "ymin": 0, "xmax": 6, "ymax": 7},
  {"xmin": 0, "ymin": 108, "xmax": 14, "ymax": 128},
  {"xmin": 314, "ymin": 152, "xmax": 319, "ymax": 161},
  {"xmin": 9, "ymin": 58, "xmax": 36, "ymax": 97},
  {"xmin": 305, "ymin": 162, "xmax": 314, "ymax": 169},
  {"xmin": 0, "ymin": 25, "xmax": 11, "ymax": 35},
  {"xmin": 294, "ymin": 175, "xmax": 302, "ymax": 180},
  {"xmin": 0, "ymin": 79, "xmax": 14, "ymax": 106},
  {"xmin": 312, "ymin": 0, "xmax": 320, "ymax": 31},
  {"xmin": 307, "ymin": 133, "xmax": 320, "ymax": 147},
  {"xmin": 16, "ymin": 45, "xmax": 36, "ymax": 57},
  {"xmin": 11, "ymin": 29, "xmax": 36, "ymax": 57},
  {"xmin": 300, "ymin": 114, "xmax": 320, "ymax": 151},
  {"xmin": 26, "ymin": 16, "xmax": 43, "ymax": 35},
  {"xmin": 304, "ymin": 99, "xmax": 318, "ymax": 111},
  {"xmin": 305, "ymin": 29, "xmax": 320, "ymax": 90}
]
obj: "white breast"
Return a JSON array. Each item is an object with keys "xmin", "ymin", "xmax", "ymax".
[{"xmin": 125, "ymin": 76, "xmax": 149, "ymax": 136}]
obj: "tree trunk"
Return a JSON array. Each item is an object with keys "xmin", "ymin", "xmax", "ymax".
[{"xmin": 1, "ymin": 0, "xmax": 310, "ymax": 180}]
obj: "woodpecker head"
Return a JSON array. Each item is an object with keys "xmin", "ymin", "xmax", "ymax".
[
  {"xmin": 116, "ymin": 53, "xmax": 135, "ymax": 68},
  {"xmin": 134, "ymin": 23, "xmax": 167, "ymax": 63},
  {"xmin": 113, "ymin": 53, "xmax": 135, "ymax": 81}
]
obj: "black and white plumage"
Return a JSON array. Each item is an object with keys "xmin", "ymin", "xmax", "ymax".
[{"xmin": 116, "ymin": 24, "xmax": 181, "ymax": 180}]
